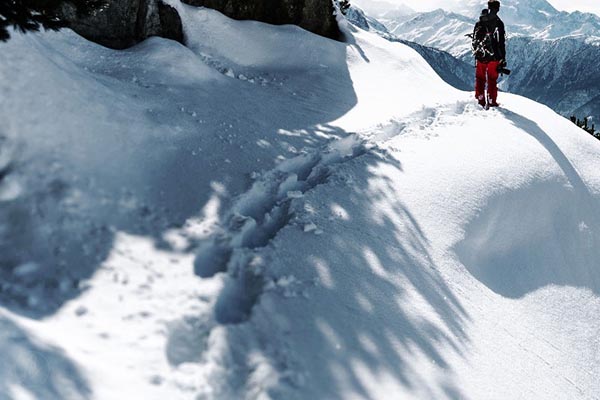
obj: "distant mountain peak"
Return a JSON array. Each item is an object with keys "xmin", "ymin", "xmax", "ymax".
[
  {"xmin": 457, "ymin": 0, "xmax": 558, "ymax": 16},
  {"xmin": 352, "ymin": 0, "xmax": 415, "ymax": 18}
]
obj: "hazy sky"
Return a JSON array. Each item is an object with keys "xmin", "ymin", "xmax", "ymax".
[
  {"xmin": 542, "ymin": 0, "xmax": 600, "ymax": 14},
  {"xmin": 371, "ymin": 0, "xmax": 600, "ymax": 15}
]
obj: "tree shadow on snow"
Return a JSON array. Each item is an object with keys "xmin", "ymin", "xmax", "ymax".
[
  {"xmin": 0, "ymin": 316, "xmax": 91, "ymax": 400},
  {"xmin": 196, "ymin": 144, "xmax": 473, "ymax": 397},
  {"xmin": 0, "ymin": 31, "xmax": 356, "ymax": 319},
  {"xmin": 0, "ymin": 23, "xmax": 370, "ymax": 400},
  {"xmin": 270, "ymin": 163, "xmax": 470, "ymax": 398},
  {"xmin": 0, "ymin": 27, "xmax": 475, "ymax": 399}
]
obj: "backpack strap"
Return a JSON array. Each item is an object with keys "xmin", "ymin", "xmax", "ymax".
[{"xmin": 471, "ymin": 22, "xmax": 495, "ymax": 59}]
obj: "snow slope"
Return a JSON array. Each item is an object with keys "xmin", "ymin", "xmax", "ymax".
[
  {"xmin": 345, "ymin": 6, "xmax": 473, "ymax": 91},
  {"xmin": 1, "ymin": 4, "xmax": 600, "ymax": 400}
]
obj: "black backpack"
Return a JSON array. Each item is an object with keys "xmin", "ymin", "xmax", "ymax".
[{"xmin": 471, "ymin": 10, "xmax": 498, "ymax": 59}]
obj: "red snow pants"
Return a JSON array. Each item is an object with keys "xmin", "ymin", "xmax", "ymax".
[{"xmin": 475, "ymin": 60, "xmax": 500, "ymax": 104}]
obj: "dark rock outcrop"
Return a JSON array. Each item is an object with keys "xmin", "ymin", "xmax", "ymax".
[
  {"xmin": 182, "ymin": 0, "xmax": 341, "ymax": 40},
  {"xmin": 63, "ymin": 0, "xmax": 184, "ymax": 49}
]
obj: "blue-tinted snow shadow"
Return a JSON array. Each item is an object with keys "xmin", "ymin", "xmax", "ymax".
[
  {"xmin": 280, "ymin": 155, "xmax": 469, "ymax": 399},
  {"xmin": 0, "ymin": 27, "xmax": 475, "ymax": 399},
  {"xmin": 0, "ymin": 316, "xmax": 91, "ymax": 400},
  {"xmin": 0, "ymin": 30, "xmax": 355, "ymax": 317},
  {"xmin": 166, "ymin": 23, "xmax": 473, "ymax": 397},
  {"xmin": 456, "ymin": 109, "xmax": 600, "ymax": 298},
  {"xmin": 196, "ymin": 147, "xmax": 472, "ymax": 398},
  {"xmin": 0, "ymin": 27, "xmax": 361, "ymax": 400},
  {"xmin": 279, "ymin": 172, "xmax": 469, "ymax": 398}
]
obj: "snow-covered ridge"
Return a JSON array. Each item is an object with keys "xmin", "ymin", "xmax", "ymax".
[
  {"xmin": 346, "ymin": 5, "xmax": 473, "ymax": 91},
  {"xmin": 1, "ymin": 3, "xmax": 600, "ymax": 399}
]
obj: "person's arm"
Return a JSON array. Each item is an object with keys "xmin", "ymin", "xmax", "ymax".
[{"xmin": 499, "ymin": 20, "xmax": 506, "ymax": 63}]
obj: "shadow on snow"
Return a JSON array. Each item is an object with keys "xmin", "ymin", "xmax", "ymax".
[
  {"xmin": 0, "ymin": 32, "xmax": 355, "ymax": 317},
  {"xmin": 456, "ymin": 109, "xmax": 600, "ymax": 298},
  {"xmin": 0, "ymin": 316, "xmax": 91, "ymax": 400}
]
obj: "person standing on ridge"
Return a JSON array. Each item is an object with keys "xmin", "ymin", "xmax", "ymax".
[{"xmin": 472, "ymin": 0, "xmax": 506, "ymax": 107}]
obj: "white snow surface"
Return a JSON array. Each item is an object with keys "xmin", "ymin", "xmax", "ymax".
[{"xmin": 1, "ymin": 5, "xmax": 600, "ymax": 400}]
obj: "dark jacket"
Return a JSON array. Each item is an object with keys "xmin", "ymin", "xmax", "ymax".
[{"xmin": 473, "ymin": 11, "xmax": 506, "ymax": 62}]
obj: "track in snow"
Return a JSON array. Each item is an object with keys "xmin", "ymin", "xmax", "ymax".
[{"xmin": 194, "ymin": 135, "xmax": 369, "ymax": 324}]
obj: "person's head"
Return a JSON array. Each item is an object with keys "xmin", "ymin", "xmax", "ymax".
[{"xmin": 488, "ymin": 0, "xmax": 500, "ymax": 12}]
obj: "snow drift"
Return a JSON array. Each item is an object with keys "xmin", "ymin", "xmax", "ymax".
[{"xmin": 1, "ymin": 3, "xmax": 600, "ymax": 400}]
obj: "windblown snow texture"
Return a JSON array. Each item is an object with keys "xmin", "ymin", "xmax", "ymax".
[{"xmin": 1, "ymin": 3, "xmax": 600, "ymax": 400}]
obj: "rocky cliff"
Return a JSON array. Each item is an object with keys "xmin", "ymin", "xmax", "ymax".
[
  {"xmin": 64, "ymin": 0, "xmax": 184, "ymax": 49},
  {"xmin": 182, "ymin": 0, "xmax": 341, "ymax": 40}
]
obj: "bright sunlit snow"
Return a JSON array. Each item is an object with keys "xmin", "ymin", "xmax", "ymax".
[{"xmin": 1, "ymin": 3, "xmax": 599, "ymax": 400}]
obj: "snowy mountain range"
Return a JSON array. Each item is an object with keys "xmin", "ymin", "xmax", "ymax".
[
  {"xmin": 454, "ymin": 0, "xmax": 600, "ymax": 38},
  {"xmin": 351, "ymin": 0, "xmax": 415, "ymax": 20},
  {"xmin": 383, "ymin": 9, "xmax": 476, "ymax": 57},
  {"xmin": 503, "ymin": 36, "xmax": 600, "ymax": 119},
  {"xmin": 382, "ymin": 0, "xmax": 600, "ymax": 56},
  {"xmin": 1, "ymin": 2, "xmax": 600, "ymax": 399},
  {"xmin": 346, "ymin": 6, "xmax": 473, "ymax": 90},
  {"xmin": 366, "ymin": 0, "xmax": 600, "ymax": 121}
]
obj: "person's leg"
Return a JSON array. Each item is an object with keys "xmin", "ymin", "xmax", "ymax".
[
  {"xmin": 487, "ymin": 61, "xmax": 500, "ymax": 105},
  {"xmin": 475, "ymin": 61, "xmax": 487, "ymax": 106}
]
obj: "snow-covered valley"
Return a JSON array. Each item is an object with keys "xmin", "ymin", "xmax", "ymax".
[{"xmin": 1, "ymin": 3, "xmax": 600, "ymax": 400}]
